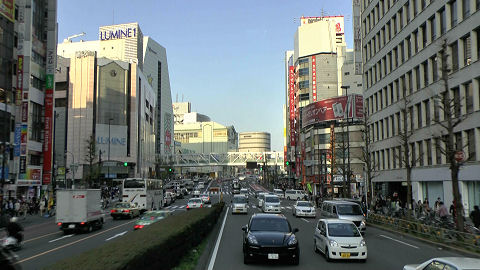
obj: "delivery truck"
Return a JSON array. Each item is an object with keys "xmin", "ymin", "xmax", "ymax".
[{"xmin": 56, "ymin": 189, "xmax": 104, "ymax": 234}]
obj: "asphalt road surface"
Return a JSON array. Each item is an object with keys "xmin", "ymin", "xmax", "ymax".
[{"xmin": 207, "ymin": 179, "xmax": 476, "ymax": 270}]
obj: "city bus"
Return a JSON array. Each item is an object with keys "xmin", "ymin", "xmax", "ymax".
[{"xmin": 122, "ymin": 178, "xmax": 164, "ymax": 212}]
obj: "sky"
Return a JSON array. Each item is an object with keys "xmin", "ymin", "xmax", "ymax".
[{"xmin": 58, "ymin": 0, "xmax": 354, "ymax": 152}]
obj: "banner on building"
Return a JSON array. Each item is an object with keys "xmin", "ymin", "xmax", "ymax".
[
  {"xmin": 300, "ymin": 16, "xmax": 344, "ymax": 34},
  {"xmin": 16, "ymin": 55, "xmax": 23, "ymax": 106},
  {"xmin": 288, "ymin": 66, "xmax": 295, "ymax": 146},
  {"xmin": 301, "ymin": 94, "xmax": 364, "ymax": 128},
  {"xmin": 311, "ymin": 56, "xmax": 317, "ymax": 102},
  {"xmin": 0, "ymin": 0, "xmax": 14, "ymax": 22}
]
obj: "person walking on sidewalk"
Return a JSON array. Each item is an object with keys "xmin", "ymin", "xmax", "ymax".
[
  {"xmin": 14, "ymin": 200, "xmax": 20, "ymax": 217},
  {"xmin": 470, "ymin": 205, "xmax": 480, "ymax": 229}
]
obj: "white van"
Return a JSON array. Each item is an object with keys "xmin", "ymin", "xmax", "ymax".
[
  {"xmin": 273, "ymin": 189, "xmax": 285, "ymax": 199},
  {"xmin": 285, "ymin": 189, "xmax": 307, "ymax": 200},
  {"xmin": 319, "ymin": 200, "xmax": 366, "ymax": 233}
]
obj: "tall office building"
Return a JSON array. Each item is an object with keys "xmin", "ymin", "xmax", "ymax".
[
  {"xmin": 1, "ymin": 0, "xmax": 58, "ymax": 200},
  {"xmin": 56, "ymin": 23, "xmax": 173, "ymax": 183},
  {"xmin": 361, "ymin": 0, "xmax": 480, "ymax": 212}
]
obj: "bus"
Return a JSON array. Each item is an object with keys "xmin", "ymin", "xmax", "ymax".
[{"xmin": 122, "ymin": 178, "xmax": 164, "ymax": 212}]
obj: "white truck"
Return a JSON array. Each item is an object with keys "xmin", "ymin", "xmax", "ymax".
[{"xmin": 56, "ymin": 189, "xmax": 104, "ymax": 234}]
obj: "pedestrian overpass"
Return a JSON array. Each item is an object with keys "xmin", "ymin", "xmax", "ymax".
[{"xmin": 168, "ymin": 152, "xmax": 284, "ymax": 168}]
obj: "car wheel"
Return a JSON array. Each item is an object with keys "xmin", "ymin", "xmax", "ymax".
[
  {"xmin": 325, "ymin": 247, "xmax": 331, "ymax": 262},
  {"xmin": 243, "ymin": 253, "xmax": 251, "ymax": 264},
  {"xmin": 87, "ymin": 224, "xmax": 93, "ymax": 233}
]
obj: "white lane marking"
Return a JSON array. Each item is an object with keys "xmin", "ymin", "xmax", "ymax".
[
  {"xmin": 105, "ymin": 231, "xmax": 128, "ymax": 241},
  {"xmin": 379, "ymin": 234, "xmax": 419, "ymax": 249},
  {"xmin": 179, "ymin": 205, "xmax": 185, "ymax": 208},
  {"xmin": 171, "ymin": 205, "xmax": 178, "ymax": 209},
  {"xmin": 301, "ymin": 218, "xmax": 310, "ymax": 223},
  {"xmin": 207, "ymin": 206, "xmax": 229, "ymax": 270},
  {"xmin": 165, "ymin": 205, "xmax": 172, "ymax": 209},
  {"xmin": 48, "ymin": 234, "xmax": 74, "ymax": 243},
  {"xmin": 25, "ymin": 231, "xmax": 60, "ymax": 243},
  {"xmin": 252, "ymin": 205, "xmax": 257, "ymax": 208}
]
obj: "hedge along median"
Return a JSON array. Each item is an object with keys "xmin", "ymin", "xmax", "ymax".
[{"xmin": 44, "ymin": 202, "xmax": 225, "ymax": 270}]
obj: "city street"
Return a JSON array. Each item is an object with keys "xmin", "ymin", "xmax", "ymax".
[{"xmin": 206, "ymin": 179, "xmax": 476, "ymax": 270}]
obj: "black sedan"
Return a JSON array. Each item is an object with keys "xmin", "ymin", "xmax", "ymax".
[{"xmin": 242, "ymin": 213, "xmax": 299, "ymax": 265}]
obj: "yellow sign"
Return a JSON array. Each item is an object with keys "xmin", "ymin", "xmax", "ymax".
[{"xmin": 0, "ymin": 0, "xmax": 15, "ymax": 22}]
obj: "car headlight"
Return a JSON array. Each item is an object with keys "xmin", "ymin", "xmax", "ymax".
[
  {"xmin": 247, "ymin": 234, "xmax": 258, "ymax": 245},
  {"xmin": 361, "ymin": 220, "xmax": 366, "ymax": 226},
  {"xmin": 329, "ymin": 240, "xmax": 339, "ymax": 247},
  {"xmin": 287, "ymin": 235, "xmax": 297, "ymax": 245},
  {"xmin": 360, "ymin": 239, "xmax": 366, "ymax": 247}
]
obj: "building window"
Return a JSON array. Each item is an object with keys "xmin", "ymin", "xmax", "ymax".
[
  {"xmin": 430, "ymin": 16, "xmax": 436, "ymax": 41},
  {"xmin": 31, "ymin": 75, "xmax": 44, "ymax": 91},
  {"xmin": 30, "ymin": 102, "xmax": 42, "ymax": 142},
  {"xmin": 393, "ymin": 148, "xmax": 397, "ymax": 168},
  {"xmin": 455, "ymin": 132, "xmax": 463, "ymax": 151},
  {"xmin": 440, "ymin": 8, "xmax": 446, "ymax": 35},
  {"xmin": 418, "ymin": 141, "xmax": 424, "ymax": 166},
  {"xmin": 463, "ymin": 34, "xmax": 471, "ymax": 66},
  {"xmin": 409, "ymin": 106, "xmax": 414, "ymax": 131},
  {"xmin": 416, "ymin": 103, "xmax": 422, "ymax": 128},
  {"xmin": 465, "ymin": 81, "xmax": 473, "ymax": 113},
  {"xmin": 398, "ymin": 146, "xmax": 403, "ymax": 168},
  {"xmin": 463, "ymin": 0, "xmax": 470, "ymax": 18},
  {"xmin": 411, "ymin": 143, "xmax": 416, "ymax": 167},
  {"xmin": 434, "ymin": 97, "xmax": 440, "ymax": 122},
  {"xmin": 387, "ymin": 149, "xmax": 391, "ymax": 169},
  {"xmin": 453, "ymin": 87, "xmax": 461, "ymax": 117},
  {"xmin": 413, "ymin": 0, "xmax": 418, "ymax": 16},
  {"xmin": 451, "ymin": 41, "xmax": 459, "ymax": 72},
  {"xmin": 30, "ymin": 154, "xmax": 41, "ymax": 166},
  {"xmin": 426, "ymin": 139, "xmax": 433, "ymax": 165},
  {"xmin": 435, "ymin": 139, "xmax": 443, "ymax": 164},
  {"xmin": 298, "ymin": 58, "xmax": 309, "ymax": 64},
  {"xmin": 424, "ymin": 99, "xmax": 431, "ymax": 126},
  {"xmin": 386, "ymin": 117, "xmax": 390, "ymax": 138},
  {"xmin": 467, "ymin": 129, "xmax": 476, "ymax": 161},
  {"xmin": 299, "ymin": 68, "xmax": 309, "ymax": 76},
  {"xmin": 415, "ymin": 66, "xmax": 421, "ymax": 90},
  {"xmin": 432, "ymin": 55, "xmax": 438, "ymax": 82},
  {"xmin": 451, "ymin": 0, "xmax": 458, "ymax": 27},
  {"xmin": 405, "ymin": 2, "xmax": 411, "ymax": 22},
  {"xmin": 413, "ymin": 30, "xmax": 419, "ymax": 53},
  {"xmin": 299, "ymin": 80, "xmax": 309, "ymax": 89},
  {"xmin": 423, "ymin": 61, "xmax": 429, "ymax": 86},
  {"xmin": 421, "ymin": 24, "xmax": 427, "ymax": 48}
]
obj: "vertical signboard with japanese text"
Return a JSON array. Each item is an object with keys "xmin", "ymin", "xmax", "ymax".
[
  {"xmin": 311, "ymin": 56, "xmax": 317, "ymax": 102},
  {"xmin": 288, "ymin": 66, "xmax": 295, "ymax": 147}
]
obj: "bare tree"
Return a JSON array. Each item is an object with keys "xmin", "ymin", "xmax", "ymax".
[
  {"xmin": 360, "ymin": 110, "xmax": 379, "ymax": 208},
  {"xmin": 430, "ymin": 41, "xmax": 466, "ymax": 231},
  {"xmin": 84, "ymin": 134, "xmax": 98, "ymax": 188},
  {"xmin": 336, "ymin": 122, "xmax": 349, "ymax": 198}
]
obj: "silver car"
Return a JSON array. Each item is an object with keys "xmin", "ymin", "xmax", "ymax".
[
  {"xmin": 262, "ymin": 195, "xmax": 281, "ymax": 213},
  {"xmin": 232, "ymin": 195, "xmax": 248, "ymax": 214},
  {"xmin": 187, "ymin": 198, "xmax": 204, "ymax": 210},
  {"xmin": 293, "ymin": 201, "xmax": 316, "ymax": 218}
]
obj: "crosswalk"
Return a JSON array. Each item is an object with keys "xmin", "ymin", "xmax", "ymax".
[
  {"xmin": 165, "ymin": 204, "xmax": 213, "ymax": 209},
  {"xmin": 204, "ymin": 191, "xmax": 257, "ymax": 196},
  {"xmin": 230, "ymin": 205, "xmax": 293, "ymax": 210}
]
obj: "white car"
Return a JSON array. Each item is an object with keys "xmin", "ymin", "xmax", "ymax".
[
  {"xmin": 231, "ymin": 195, "xmax": 248, "ymax": 214},
  {"xmin": 403, "ymin": 257, "xmax": 480, "ymax": 270},
  {"xmin": 262, "ymin": 195, "xmax": 281, "ymax": 213},
  {"xmin": 314, "ymin": 219, "xmax": 367, "ymax": 262},
  {"xmin": 273, "ymin": 188, "xmax": 285, "ymax": 199},
  {"xmin": 293, "ymin": 201, "xmax": 316, "ymax": 218},
  {"xmin": 285, "ymin": 189, "xmax": 308, "ymax": 200},
  {"xmin": 197, "ymin": 182, "xmax": 205, "ymax": 189},
  {"xmin": 186, "ymin": 198, "xmax": 204, "ymax": 210},
  {"xmin": 240, "ymin": 188, "xmax": 249, "ymax": 200},
  {"xmin": 193, "ymin": 189, "xmax": 201, "ymax": 197},
  {"xmin": 257, "ymin": 192, "xmax": 268, "ymax": 208}
]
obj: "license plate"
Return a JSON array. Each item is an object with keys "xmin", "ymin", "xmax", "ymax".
[
  {"xmin": 68, "ymin": 224, "xmax": 75, "ymax": 229},
  {"xmin": 340, "ymin": 252, "xmax": 350, "ymax": 258},
  {"xmin": 268, "ymin": 253, "xmax": 279, "ymax": 260}
]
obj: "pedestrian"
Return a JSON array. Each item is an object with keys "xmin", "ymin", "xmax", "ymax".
[
  {"xmin": 39, "ymin": 198, "xmax": 45, "ymax": 216},
  {"xmin": 438, "ymin": 202, "xmax": 449, "ymax": 220},
  {"xmin": 470, "ymin": 205, "xmax": 480, "ymax": 229},
  {"xmin": 14, "ymin": 200, "xmax": 20, "ymax": 217},
  {"xmin": 434, "ymin": 197, "xmax": 441, "ymax": 212},
  {"xmin": 450, "ymin": 201, "xmax": 456, "ymax": 218}
]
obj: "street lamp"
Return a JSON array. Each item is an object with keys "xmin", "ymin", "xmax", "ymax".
[
  {"xmin": 107, "ymin": 118, "xmax": 113, "ymax": 183},
  {"xmin": 341, "ymin": 85, "xmax": 352, "ymax": 197}
]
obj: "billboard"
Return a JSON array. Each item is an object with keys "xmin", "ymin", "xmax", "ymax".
[
  {"xmin": 301, "ymin": 94, "xmax": 364, "ymax": 129},
  {"xmin": 300, "ymin": 16, "xmax": 345, "ymax": 34},
  {"xmin": 0, "ymin": 0, "xmax": 14, "ymax": 22},
  {"xmin": 96, "ymin": 124, "xmax": 128, "ymax": 157}
]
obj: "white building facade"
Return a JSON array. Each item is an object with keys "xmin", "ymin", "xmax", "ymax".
[{"xmin": 361, "ymin": 0, "xmax": 480, "ymax": 212}]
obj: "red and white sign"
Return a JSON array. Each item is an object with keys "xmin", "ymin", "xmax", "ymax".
[
  {"xmin": 301, "ymin": 94, "xmax": 364, "ymax": 129},
  {"xmin": 454, "ymin": 151, "xmax": 465, "ymax": 162},
  {"xmin": 289, "ymin": 66, "xmax": 295, "ymax": 147},
  {"xmin": 43, "ymin": 88, "xmax": 54, "ymax": 185},
  {"xmin": 311, "ymin": 56, "xmax": 317, "ymax": 102},
  {"xmin": 300, "ymin": 16, "xmax": 345, "ymax": 34}
]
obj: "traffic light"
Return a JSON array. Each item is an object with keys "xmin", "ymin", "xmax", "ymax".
[
  {"xmin": 286, "ymin": 161, "xmax": 290, "ymax": 166},
  {"xmin": 168, "ymin": 168, "xmax": 172, "ymax": 172},
  {"xmin": 124, "ymin": 162, "xmax": 128, "ymax": 167}
]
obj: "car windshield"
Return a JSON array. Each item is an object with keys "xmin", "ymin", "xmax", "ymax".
[
  {"xmin": 233, "ymin": 197, "xmax": 247, "ymax": 203},
  {"xmin": 189, "ymin": 199, "xmax": 202, "ymax": 203},
  {"xmin": 297, "ymin": 202, "xmax": 313, "ymax": 207},
  {"xmin": 327, "ymin": 223, "xmax": 361, "ymax": 237},
  {"xmin": 265, "ymin": 196, "xmax": 280, "ymax": 203},
  {"xmin": 250, "ymin": 218, "xmax": 290, "ymax": 232},
  {"xmin": 115, "ymin": 203, "xmax": 131, "ymax": 208},
  {"xmin": 124, "ymin": 179, "xmax": 145, "ymax": 188},
  {"xmin": 336, "ymin": 204, "xmax": 363, "ymax": 215}
]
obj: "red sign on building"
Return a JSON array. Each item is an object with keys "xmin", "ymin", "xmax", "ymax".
[
  {"xmin": 289, "ymin": 66, "xmax": 295, "ymax": 147},
  {"xmin": 311, "ymin": 56, "xmax": 316, "ymax": 102}
]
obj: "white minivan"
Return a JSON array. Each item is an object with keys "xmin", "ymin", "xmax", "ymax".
[
  {"xmin": 273, "ymin": 189, "xmax": 284, "ymax": 199},
  {"xmin": 285, "ymin": 189, "xmax": 307, "ymax": 200}
]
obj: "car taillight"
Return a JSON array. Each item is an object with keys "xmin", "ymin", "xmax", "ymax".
[
  {"xmin": 134, "ymin": 225, "xmax": 144, "ymax": 229},
  {"xmin": 80, "ymin": 222, "xmax": 85, "ymax": 225},
  {"xmin": 123, "ymin": 210, "xmax": 130, "ymax": 213},
  {"xmin": 200, "ymin": 204, "xmax": 203, "ymax": 208},
  {"xmin": 186, "ymin": 205, "xmax": 189, "ymax": 208},
  {"xmin": 110, "ymin": 209, "xmax": 116, "ymax": 213},
  {"xmin": 57, "ymin": 222, "xmax": 62, "ymax": 226}
]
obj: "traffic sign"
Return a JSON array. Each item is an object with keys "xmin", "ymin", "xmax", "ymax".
[{"xmin": 454, "ymin": 151, "xmax": 465, "ymax": 162}]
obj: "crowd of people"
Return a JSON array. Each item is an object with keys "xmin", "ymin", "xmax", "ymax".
[
  {"xmin": 1, "ymin": 196, "xmax": 53, "ymax": 220},
  {"xmin": 100, "ymin": 186, "xmax": 120, "ymax": 209}
]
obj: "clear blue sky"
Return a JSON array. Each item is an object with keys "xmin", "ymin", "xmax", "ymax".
[{"xmin": 58, "ymin": 0, "xmax": 354, "ymax": 152}]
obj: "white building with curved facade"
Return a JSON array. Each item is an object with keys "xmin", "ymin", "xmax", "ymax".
[{"xmin": 239, "ymin": 132, "xmax": 271, "ymax": 152}]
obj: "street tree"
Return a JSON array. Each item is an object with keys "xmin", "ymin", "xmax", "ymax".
[
  {"xmin": 360, "ymin": 107, "xmax": 379, "ymax": 208},
  {"xmin": 84, "ymin": 134, "xmax": 98, "ymax": 188}
]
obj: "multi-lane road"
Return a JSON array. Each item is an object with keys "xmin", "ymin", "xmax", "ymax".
[{"xmin": 10, "ymin": 178, "xmax": 476, "ymax": 269}]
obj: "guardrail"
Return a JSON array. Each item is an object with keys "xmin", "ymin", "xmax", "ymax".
[{"xmin": 367, "ymin": 213, "xmax": 480, "ymax": 254}]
